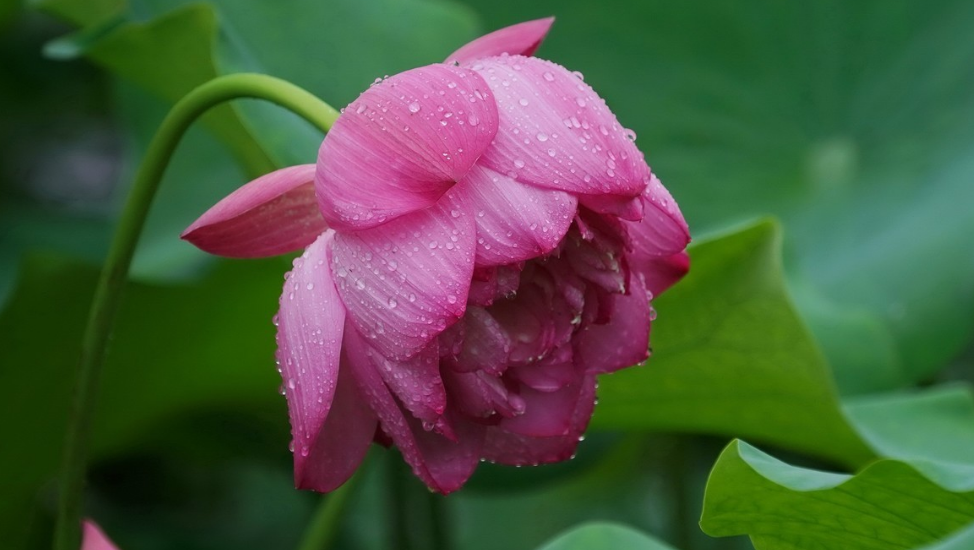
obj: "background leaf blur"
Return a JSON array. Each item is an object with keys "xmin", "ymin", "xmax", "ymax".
[{"xmin": 2, "ymin": 0, "xmax": 972, "ymax": 548}]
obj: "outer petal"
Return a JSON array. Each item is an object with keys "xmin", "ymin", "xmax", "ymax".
[
  {"xmin": 498, "ymin": 380, "xmax": 585, "ymax": 437},
  {"xmin": 484, "ymin": 375, "xmax": 596, "ymax": 465},
  {"xmin": 277, "ymin": 233, "xmax": 355, "ymax": 488},
  {"xmin": 445, "ymin": 17, "xmax": 554, "ymax": 65},
  {"xmin": 575, "ymin": 273, "xmax": 651, "ymax": 374},
  {"xmin": 473, "ymin": 56, "xmax": 648, "ymax": 199},
  {"xmin": 454, "ymin": 165, "xmax": 577, "ymax": 266},
  {"xmin": 316, "ymin": 65, "xmax": 498, "ymax": 231},
  {"xmin": 365, "ymin": 339, "xmax": 447, "ymax": 428},
  {"xmin": 331, "ymin": 196, "xmax": 475, "ymax": 360},
  {"xmin": 624, "ymin": 174, "xmax": 691, "ymax": 257},
  {"xmin": 297, "ymin": 363, "xmax": 377, "ymax": 492},
  {"xmin": 639, "ymin": 250, "xmax": 691, "ymax": 298},
  {"xmin": 82, "ymin": 521, "xmax": 118, "ymax": 550},
  {"xmin": 345, "ymin": 327, "xmax": 483, "ymax": 493},
  {"xmin": 182, "ymin": 165, "xmax": 326, "ymax": 258}
]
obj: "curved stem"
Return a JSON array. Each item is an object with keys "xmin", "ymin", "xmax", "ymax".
[{"xmin": 54, "ymin": 73, "xmax": 338, "ymax": 550}]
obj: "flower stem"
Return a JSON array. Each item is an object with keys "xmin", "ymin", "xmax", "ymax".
[
  {"xmin": 296, "ymin": 470, "xmax": 361, "ymax": 550},
  {"xmin": 53, "ymin": 73, "xmax": 338, "ymax": 550}
]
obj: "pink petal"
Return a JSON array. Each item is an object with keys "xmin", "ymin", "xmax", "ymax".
[
  {"xmin": 345, "ymin": 328, "xmax": 483, "ymax": 493},
  {"xmin": 624, "ymin": 173, "xmax": 690, "ymax": 257},
  {"xmin": 454, "ymin": 165, "xmax": 577, "ymax": 266},
  {"xmin": 277, "ymin": 233, "xmax": 361, "ymax": 490},
  {"xmin": 484, "ymin": 375, "xmax": 596, "ymax": 465},
  {"xmin": 182, "ymin": 165, "xmax": 326, "ymax": 258},
  {"xmin": 330, "ymin": 197, "xmax": 475, "ymax": 361},
  {"xmin": 498, "ymin": 380, "xmax": 585, "ymax": 437},
  {"xmin": 579, "ymin": 192, "xmax": 644, "ymax": 221},
  {"xmin": 473, "ymin": 56, "xmax": 648, "ymax": 200},
  {"xmin": 316, "ymin": 65, "xmax": 498, "ymax": 231},
  {"xmin": 297, "ymin": 364, "xmax": 377, "ymax": 492},
  {"xmin": 364, "ymin": 339, "xmax": 447, "ymax": 427},
  {"xmin": 442, "ymin": 369, "xmax": 525, "ymax": 419},
  {"xmin": 468, "ymin": 264, "xmax": 522, "ymax": 306},
  {"xmin": 575, "ymin": 273, "xmax": 651, "ymax": 374},
  {"xmin": 445, "ymin": 17, "xmax": 555, "ymax": 65},
  {"xmin": 446, "ymin": 306, "xmax": 511, "ymax": 375},
  {"xmin": 639, "ymin": 250, "xmax": 691, "ymax": 297},
  {"xmin": 507, "ymin": 348, "xmax": 576, "ymax": 391},
  {"xmin": 82, "ymin": 521, "xmax": 118, "ymax": 550}
]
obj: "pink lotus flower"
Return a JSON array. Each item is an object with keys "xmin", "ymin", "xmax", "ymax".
[{"xmin": 183, "ymin": 18, "xmax": 690, "ymax": 494}]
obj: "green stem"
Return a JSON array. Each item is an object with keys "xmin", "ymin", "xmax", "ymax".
[
  {"xmin": 296, "ymin": 471, "xmax": 361, "ymax": 550},
  {"xmin": 54, "ymin": 73, "xmax": 338, "ymax": 550}
]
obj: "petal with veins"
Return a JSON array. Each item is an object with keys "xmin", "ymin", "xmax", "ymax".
[
  {"xmin": 454, "ymin": 165, "xmax": 577, "ymax": 266},
  {"xmin": 277, "ymin": 233, "xmax": 358, "ymax": 489},
  {"xmin": 345, "ymin": 327, "xmax": 482, "ymax": 493},
  {"xmin": 473, "ymin": 55, "xmax": 648, "ymax": 200},
  {"xmin": 484, "ymin": 375, "xmax": 596, "ymax": 465},
  {"xmin": 316, "ymin": 64, "xmax": 498, "ymax": 231},
  {"xmin": 331, "ymin": 197, "xmax": 475, "ymax": 361},
  {"xmin": 498, "ymin": 380, "xmax": 585, "ymax": 437},
  {"xmin": 639, "ymin": 250, "xmax": 691, "ymax": 298},
  {"xmin": 446, "ymin": 17, "xmax": 554, "ymax": 64},
  {"xmin": 624, "ymin": 173, "xmax": 691, "ymax": 257},
  {"xmin": 182, "ymin": 164, "xmax": 326, "ymax": 258},
  {"xmin": 575, "ymin": 273, "xmax": 651, "ymax": 374}
]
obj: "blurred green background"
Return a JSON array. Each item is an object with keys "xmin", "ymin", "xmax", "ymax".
[{"xmin": 1, "ymin": 0, "xmax": 973, "ymax": 549}]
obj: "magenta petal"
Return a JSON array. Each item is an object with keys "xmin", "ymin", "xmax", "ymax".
[
  {"xmin": 454, "ymin": 165, "xmax": 577, "ymax": 266},
  {"xmin": 297, "ymin": 363, "xmax": 377, "ymax": 492},
  {"xmin": 474, "ymin": 56, "xmax": 648, "ymax": 199},
  {"xmin": 575, "ymin": 273, "xmax": 651, "ymax": 374},
  {"xmin": 446, "ymin": 17, "xmax": 555, "ymax": 64},
  {"xmin": 82, "ymin": 521, "xmax": 118, "ymax": 550},
  {"xmin": 449, "ymin": 306, "xmax": 511, "ymax": 375},
  {"xmin": 498, "ymin": 380, "xmax": 584, "ymax": 437},
  {"xmin": 316, "ymin": 65, "xmax": 498, "ymax": 231},
  {"xmin": 345, "ymin": 328, "xmax": 483, "ymax": 493},
  {"xmin": 182, "ymin": 164, "xmax": 326, "ymax": 258},
  {"xmin": 277, "ymin": 233, "xmax": 350, "ymax": 483},
  {"xmin": 365, "ymin": 339, "xmax": 447, "ymax": 426},
  {"xmin": 624, "ymin": 173, "xmax": 691, "ymax": 257},
  {"xmin": 639, "ymin": 250, "xmax": 691, "ymax": 297},
  {"xmin": 484, "ymin": 375, "xmax": 596, "ymax": 465},
  {"xmin": 331, "ymin": 198, "xmax": 475, "ymax": 360}
]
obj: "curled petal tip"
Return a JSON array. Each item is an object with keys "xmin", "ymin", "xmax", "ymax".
[
  {"xmin": 182, "ymin": 164, "xmax": 327, "ymax": 258},
  {"xmin": 446, "ymin": 17, "xmax": 555, "ymax": 65}
]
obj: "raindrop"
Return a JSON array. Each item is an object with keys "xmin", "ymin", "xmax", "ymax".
[
  {"xmin": 542, "ymin": 71, "xmax": 555, "ymax": 82},
  {"xmin": 536, "ymin": 132, "xmax": 549, "ymax": 142},
  {"xmin": 468, "ymin": 114, "xmax": 480, "ymax": 126},
  {"xmin": 518, "ymin": 98, "xmax": 529, "ymax": 107},
  {"xmin": 514, "ymin": 159, "xmax": 525, "ymax": 169},
  {"xmin": 408, "ymin": 102, "xmax": 421, "ymax": 113},
  {"xmin": 575, "ymin": 97, "xmax": 587, "ymax": 108},
  {"xmin": 624, "ymin": 128, "xmax": 637, "ymax": 141},
  {"xmin": 388, "ymin": 298, "xmax": 398, "ymax": 309},
  {"xmin": 306, "ymin": 282, "xmax": 314, "ymax": 290}
]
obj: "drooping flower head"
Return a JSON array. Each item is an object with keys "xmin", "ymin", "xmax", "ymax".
[{"xmin": 183, "ymin": 18, "xmax": 690, "ymax": 494}]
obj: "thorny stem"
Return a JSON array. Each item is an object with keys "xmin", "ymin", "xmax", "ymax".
[{"xmin": 53, "ymin": 73, "xmax": 338, "ymax": 550}]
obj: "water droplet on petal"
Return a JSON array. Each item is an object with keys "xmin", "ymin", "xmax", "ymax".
[
  {"xmin": 408, "ymin": 102, "xmax": 421, "ymax": 113},
  {"xmin": 543, "ymin": 71, "xmax": 555, "ymax": 82}
]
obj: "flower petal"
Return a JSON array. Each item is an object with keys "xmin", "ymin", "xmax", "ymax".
[
  {"xmin": 473, "ymin": 56, "xmax": 648, "ymax": 199},
  {"xmin": 82, "ymin": 521, "xmax": 118, "ymax": 550},
  {"xmin": 331, "ymin": 198, "xmax": 475, "ymax": 360},
  {"xmin": 365, "ymin": 339, "xmax": 447, "ymax": 427},
  {"xmin": 454, "ymin": 165, "xmax": 577, "ymax": 266},
  {"xmin": 316, "ymin": 65, "xmax": 498, "ymax": 231},
  {"xmin": 445, "ymin": 306, "xmax": 511, "ymax": 375},
  {"xmin": 484, "ymin": 375, "xmax": 596, "ymax": 465},
  {"xmin": 468, "ymin": 264, "xmax": 522, "ymax": 306},
  {"xmin": 498, "ymin": 379, "xmax": 585, "ymax": 437},
  {"xmin": 345, "ymin": 327, "xmax": 483, "ymax": 493},
  {"xmin": 624, "ymin": 173, "xmax": 690, "ymax": 257},
  {"xmin": 575, "ymin": 273, "xmax": 651, "ymax": 374},
  {"xmin": 182, "ymin": 165, "xmax": 326, "ymax": 258},
  {"xmin": 297, "ymin": 364, "xmax": 377, "ymax": 492},
  {"xmin": 277, "ymin": 233, "xmax": 354, "ymax": 486},
  {"xmin": 445, "ymin": 17, "xmax": 555, "ymax": 65},
  {"xmin": 639, "ymin": 250, "xmax": 691, "ymax": 298}
]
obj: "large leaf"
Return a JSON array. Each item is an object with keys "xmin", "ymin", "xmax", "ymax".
[
  {"xmin": 701, "ymin": 440, "xmax": 974, "ymax": 550},
  {"xmin": 593, "ymin": 220, "xmax": 873, "ymax": 468},
  {"xmin": 458, "ymin": 0, "xmax": 974, "ymax": 394},
  {"xmin": 0, "ymin": 254, "xmax": 287, "ymax": 549},
  {"xmin": 536, "ymin": 523, "xmax": 678, "ymax": 550}
]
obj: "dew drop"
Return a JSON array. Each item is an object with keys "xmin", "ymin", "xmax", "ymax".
[
  {"xmin": 408, "ymin": 102, "xmax": 421, "ymax": 113},
  {"xmin": 542, "ymin": 71, "xmax": 555, "ymax": 82},
  {"xmin": 514, "ymin": 159, "xmax": 525, "ymax": 169},
  {"xmin": 518, "ymin": 98, "xmax": 529, "ymax": 107},
  {"xmin": 536, "ymin": 132, "xmax": 549, "ymax": 142}
]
